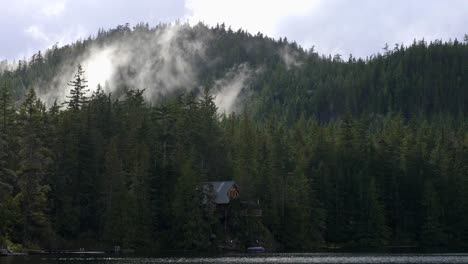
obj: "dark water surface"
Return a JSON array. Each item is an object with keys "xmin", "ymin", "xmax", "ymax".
[{"xmin": 3, "ymin": 254, "xmax": 468, "ymax": 264}]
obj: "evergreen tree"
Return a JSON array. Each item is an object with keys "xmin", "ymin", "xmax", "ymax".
[
  {"xmin": 356, "ymin": 177, "xmax": 390, "ymax": 247},
  {"xmin": 171, "ymin": 155, "xmax": 212, "ymax": 250},
  {"xmin": 65, "ymin": 64, "xmax": 89, "ymax": 110},
  {"xmin": 420, "ymin": 180, "xmax": 447, "ymax": 247},
  {"xmin": 0, "ymin": 83, "xmax": 16, "ymax": 195},
  {"xmin": 16, "ymin": 89, "xmax": 52, "ymax": 246},
  {"xmin": 102, "ymin": 140, "xmax": 129, "ymax": 246}
]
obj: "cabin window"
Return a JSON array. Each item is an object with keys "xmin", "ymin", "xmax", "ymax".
[{"xmin": 228, "ymin": 187, "xmax": 239, "ymax": 199}]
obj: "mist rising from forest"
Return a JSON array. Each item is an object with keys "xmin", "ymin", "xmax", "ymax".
[
  {"xmin": 29, "ymin": 23, "xmax": 300, "ymax": 113},
  {"xmin": 37, "ymin": 24, "xmax": 208, "ymax": 107},
  {"xmin": 0, "ymin": 60, "xmax": 16, "ymax": 73}
]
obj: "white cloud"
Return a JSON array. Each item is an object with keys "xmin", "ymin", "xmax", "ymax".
[
  {"xmin": 25, "ymin": 24, "xmax": 88, "ymax": 47},
  {"xmin": 185, "ymin": 0, "xmax": 320, "ymax": 36},
  {"xmin": 25, "ymin": 25, "xmax": 50, "ymax": 43},
  {"xmin": 184, "ymin": 0, "xmax": 468, "ymax": 58},
  {"xmin": 1, "ymin": 0, "xmax": 467, "ymax": 60},
  {"xmin": 22, "ymin": 24, "xmax": 88, "ymax": 59},
  {"xmin": 275, "ymin": 0, "xmax": 468, "ymax": 57},
  {"xmin": 41, "ymin": 0, "xmax": 67, "ymax": 17}
]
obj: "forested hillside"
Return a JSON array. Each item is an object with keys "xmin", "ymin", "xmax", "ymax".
[{"xmin": 0, "ymin": 23, "xmax": 467, "ymax": 251}]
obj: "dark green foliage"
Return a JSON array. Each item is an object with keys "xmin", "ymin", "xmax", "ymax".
[
  {"xmin": 171, "ymin": 156, "xmax": 213, "ymax": 250},
  {"xmin": 355, "ymin": 177, "xmax": 390, "ymax": 247},
  {"xmin": 102, "ymin": 140, "xmax": 129, "ymax": 246},
  {"xmin": 420, "ymin": 180, "xmax": 447, "ymax": 247},
  {"xmin": 0, "ymin": 83, "xmax": 18, "ymax": 247},
  {"xmin": 16, "ymin": 89, "xmax": 52, "ymax": 246},
  {"xmin": 0, "ymin": 83, "xmax": 16, "ymax": 197},
  {"xmin": 65, "ymin": 65, "xmax": 89, "ymax": 111},
  {"xmin": 0, "ymin": 23, "xmax": 467, "ymax": 251}
]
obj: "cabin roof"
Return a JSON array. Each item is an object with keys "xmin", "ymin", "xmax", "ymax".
[{"xmin": 202, "ymin": 181, "xmax": 237, "ymax": 204}]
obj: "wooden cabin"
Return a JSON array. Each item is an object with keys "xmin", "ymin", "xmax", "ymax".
[
  {"xmin": 201, "ymin": 181, "xmax": 262, "ymax": 232},
  {"xmin": 202, "ymin": 181, "xmax": 239, "ymax": 205},
  {"xmin": 201, "ymin": 181, "xmax": 240, "ymax": 231}
]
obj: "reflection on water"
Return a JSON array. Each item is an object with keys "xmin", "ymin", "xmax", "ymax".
[{"xmin": 3, "ymin": 254, "xmax": 468, "ymax": 264}]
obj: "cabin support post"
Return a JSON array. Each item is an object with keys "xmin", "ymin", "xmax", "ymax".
[{"xmin": 224, "ymin": 206, "xmax": 228, "ymax": 232}]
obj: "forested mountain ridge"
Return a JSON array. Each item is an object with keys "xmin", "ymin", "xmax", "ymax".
[
  {"xmin": 1, "ymin": 23, "xmax": 467, "ymax": 120},
  {"xmin": 0, "ymin": 23, "xmax": 467, "ymax": 251}
]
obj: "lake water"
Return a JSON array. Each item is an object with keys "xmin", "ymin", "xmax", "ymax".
[{"xmin": 3, "ymin": 254, "xmax": 468, "ymax": 264}]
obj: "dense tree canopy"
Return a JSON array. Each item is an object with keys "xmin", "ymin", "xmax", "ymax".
[{"xmin": 0, "ymin": 23, "xmax": 467, "ymax": 251}]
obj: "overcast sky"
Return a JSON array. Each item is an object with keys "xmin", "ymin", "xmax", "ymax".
[{"xmin": 1, "ymin": 0, "xmax": 467, "ymax": 60}]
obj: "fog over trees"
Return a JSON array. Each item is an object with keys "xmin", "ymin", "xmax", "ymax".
[{"xmin": 0, "ymin": 23, "xmax": 467, "ymax": 251}]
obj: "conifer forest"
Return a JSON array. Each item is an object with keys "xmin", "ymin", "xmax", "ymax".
[{"xmin": 0, "ymin": 23, "xmax": 468, "ymax": 252}]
